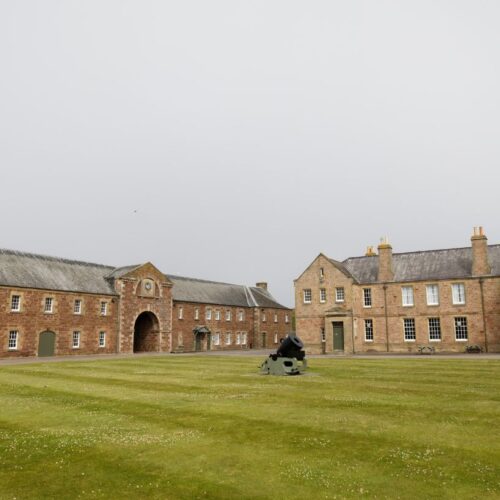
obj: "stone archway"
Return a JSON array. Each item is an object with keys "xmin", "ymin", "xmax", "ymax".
[{"xmin": 133, "ymin": 312, "xmax": 160, "ymax": 353}]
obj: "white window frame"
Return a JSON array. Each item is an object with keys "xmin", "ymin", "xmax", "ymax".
[
  {"xmin": 215, "ymin": 310, "xmax": 221, "ymax": 321},
  {"xmin": 72, "ymin": 331, "xmax": 80, "ymax": 349},
  {"xmin": 225, "ymin": 333, "xmax": 232, "ymax": 345},
  {"xmin": 213, "ymin": 332, "xmax": 220, "ymax": 346},
  {"xmin": 401, "ymin": 286, "xmax": 414, "ymax": 307},
  {"xmin": 225, "ymin": 310, "xmax": 231, "ymax": 321},
  {"xmin": 74, "ymin": 299, "xmax": 82, "ymax": 315},
  {"xmin": 285, "ymin": 314, "xmax": 289, "ymax": 324},
  {"xmin": 11, "ymin": 295, "xmax": 21, "ymax": 312},
  {"xmin": 238, "ymin": 310, "xmax": 244, "ymax": 322},
  {"xmin": 178, "ymin": 306, "xmax": 183, "ymax": 320},
  {"xmin": 454, "ymin": 317, "xmax": 468, "ymax": 341},
  {"xmin": 274, "ymin": 332, "xmax": 278, "ymax": 344},
  {"xmin": 236, "ymin": 332, "xmax": 241, "ymax": 345},
  {"xmin": 44, "ymin": 297, "xmax": 54, "ymax": 313},
  {"xmin": 403, "ymin": 318, "xmax": 416, "ymax": 342},
  {"xmin": 303, "ymin": 289, "xmax": 312, "ymax": 304},
  {"xmin": 262, "ymin": 312, "xmax": 266, "ymax": 323},
  {"xmin": 452, "ymin": 284, "xmax": 465, "ymax": 305},
  {"xmin": 319, "ymin": 267, "xmax": 324, "ymax": 280},
  {"xmin": 8, "ymin": 330, "xmax": 18, "ymax": 350},
  {"xmin": 274, "ymin": 313, "xmax": 278, "ymax": 323},
  {"xmin": 99, "ymin": 331, "xmax": 106, "ymax": 348},
  {"xmin": 426, "ymin": 284, "xmax": 439, "ymax": 306},
  {"xmin": 428, "ymin": 318, "xmax": 441, "ymax": 341},
  {"xmin": 206, "ymin": 308, "xmax": 212, "ymax": 320},
  {"xmin": 364, "ymin": 319, "xmax": 374, "ymax": 342},
  {"xmin": 100, "ymin": 301, "xmax": 108, "ymax": 316},
  {"xmin": 194, "ymin": 308, "xmax": 199, "ymax": 320},
  {"xmin": 363, "ymin": 288, "xmax": 372, "ymax": 308},
  {"xmin": 319, "ymin": 289, "xmax": 326, "ymax": 303},
  {"xmin": 241, "ymin": 332, "xmax": 247, "ymax": 345},
  {"xmin": 335, "ymin": 287, "xmax": 345, "ymax": 303}
]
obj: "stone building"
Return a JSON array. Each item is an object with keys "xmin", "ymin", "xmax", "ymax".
[
  {"xmin": 0, "ymin": 249, "xmax": 291, "ymax": 358},
  {"xmin": 294, "ymin": 228, "xmax": 500, "ymax": 354}
]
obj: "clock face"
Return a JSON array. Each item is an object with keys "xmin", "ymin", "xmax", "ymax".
[{"xmin": 144, "ymin": 281, "xmax": 152, "ymax": 292}]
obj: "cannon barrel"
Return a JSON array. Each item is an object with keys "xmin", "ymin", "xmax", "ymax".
[{"xmin": 277, "ymin": 334, "xmax": 305, "ymax": 360}]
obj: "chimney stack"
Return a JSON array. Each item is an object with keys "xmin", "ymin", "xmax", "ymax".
[
  {"xmin": 377, "ymin": 236, "xmax": 394, "ymax": 282},
  {"xmin": 365, "ymin": 246, "xmax": 377, "ymax": 257},
  {"xmin": 255, "ymin": 282, "xmax": 268, "ymax": 291},
  {"xmin": 471, "ymin": 226, "xmax": 491, "ymax": 276}
]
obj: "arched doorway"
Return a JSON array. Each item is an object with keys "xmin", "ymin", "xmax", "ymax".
[
  {"xmin": 133, "ymin": 312, "xmax": 160, "ymax": 353},
  {"xmin": 38, "ymin": 331, "xmax": 56, "ymax": 357}
]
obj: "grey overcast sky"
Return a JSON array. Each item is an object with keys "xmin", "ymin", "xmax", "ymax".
[{"xmin": 1, "ymin": 1, "xmax": 499, "ymax": 306}]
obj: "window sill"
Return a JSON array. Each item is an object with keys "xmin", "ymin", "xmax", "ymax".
[
  {"xmin": 404, "ymin": 339, "xmax": 416, "ymax": 342},
  {"xmin": 429, "ymin": 339, "xmax": 441, "ymax": 342},
  {"xmin": 427, "ymin": 303, "xmax": 439, "ymax": 307},
  {"xmin": 364, "ymin": 339, "xmax": 373, "ymax": 343},
  {"xmin": 455, "ymin": 339, "xmax": 468, "ymax": 342},
  {"xmin": 452, "ymin": 303, "xmax": 466, "ymax": 306},
  {"xmin": 402, "ymin": 305, "xmax": 414, "ymax": 308},
  {"xmin": 8, "ymin": 348, "xmax": 18, "ymax": 351},
  {"xmin": 10, "ymin": 310, "xmax": 21, "ymax": 313},
  {"xmin": 335, "ymin": 300, "xmax": 345, "ymax": 304}
]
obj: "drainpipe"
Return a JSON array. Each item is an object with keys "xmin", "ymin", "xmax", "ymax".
[
  {"xmin": 479, "ymin": 278, "xmax": 489, "ymax": 353},
  {"xmin": 351, "ymin": 311, "xmax": 355, "ymax": 355},
  {"xmin": 383, "ymin": 284, "xmax": 389, "ymax": 352}
]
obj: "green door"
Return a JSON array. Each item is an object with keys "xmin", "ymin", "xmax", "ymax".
[
  {"xmin": 38, "ymin": 331, "xmax": 56, "ymax": 357},
  {"xmin": 332, "ymin": 322, "xmax": 344, "ymax": 351},
  {"xmin": 195, "ymin": 334, "xmax": 202, "ymax": 351}
]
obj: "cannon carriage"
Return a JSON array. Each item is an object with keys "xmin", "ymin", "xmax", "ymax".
[{"xmin": 260, "ymin": 332, "xmax": 307, "ymax": 375}]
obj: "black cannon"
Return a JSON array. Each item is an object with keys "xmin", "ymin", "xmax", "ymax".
[{"xmin": 260, "ymin": 332, "xmax": 307, "ymax": 375}]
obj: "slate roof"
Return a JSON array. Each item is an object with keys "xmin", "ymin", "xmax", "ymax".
[
  {"xmin": 340, "ymin": 245, "xmax": 500, "ymax": 284},
  {"xmin": 0, "ymin": 249, "xmax": 117, "ymax": 295},
  {"xmin": 166, "ymin": 275, "xmax": 289, "ymax": 309},
  {"xmin": 0, "ymin": 248, "xmax": 289, "ymax": 309}
]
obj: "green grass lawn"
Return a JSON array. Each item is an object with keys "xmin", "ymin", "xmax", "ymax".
[{"xmin": 0, "ymin": 356, "xmax": 499, "ymax": 499}]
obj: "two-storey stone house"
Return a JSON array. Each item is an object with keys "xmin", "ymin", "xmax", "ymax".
[{"xmin": 294, "ymin": 228, "xmax": 500, "ymax": 353}]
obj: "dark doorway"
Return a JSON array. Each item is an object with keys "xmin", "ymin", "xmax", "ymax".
[
  {"xmin": 206, "ymin": 333, "xmax": 211, "ymax": 351},
  {"xmin": 195, "ymin": 334, "xmax": 202, "ymax": 351},
  {"xmin": 332, "ymin": 322, "xmax": 344, "ymax": 351},
  {"xmin": 133, "ymin": 312, "xmax": 160, "ymax": 352},
  {"xmin": 38, "ymin": 331, "xmax": 56, "ymax": 357}
]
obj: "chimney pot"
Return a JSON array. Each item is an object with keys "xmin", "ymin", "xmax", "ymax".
[
  {"xmin": 471, "ymin": 226, "xmax": 490, "ymax": 275},
  {"xmin": 255, "ymin": 282, "xmax": 268, "ymax": 291}
]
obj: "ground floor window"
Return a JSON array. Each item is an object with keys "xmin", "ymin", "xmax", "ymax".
[
  {"xmin": 8, "ymin": 331, "xmax": 18, "ymax": 350},
  {"xmin": 241, "ymin": 332, "xmax": 247, "ymax": 345},
  {"xmin": 274, "ymin": 332, "xmax": 278, "ymax": 344},
  {"xmin": 213, "ymin": 333, "xmax": 220, "ymax": 346},
  {"xmin": 321, "ymin": 327, "xmax": 326, "ymax": 342},
  {"xmin": 99, "ymin": 331, "xmax": 106, "ymax": 348},
  {"xmin": 236, "ymin": 333, "xmax": 241, "ymax": 345},
  {"xmin": 428, "ymin": 318, "xmax": 441, "ymax": 341},
  {"xmin": 225, "ymin": 333, "xmax": 232, "ymax": 345},
  {"xmin": 455, "ymin": 317, "xmax": 468, "ymax": 341},
  {"xmin": 364, "ymin": 319, "xmax": 373, "ymax": 341},
  {"xmin": 403, "ymin": 318, "xmax": 416, "ymax": 341},
  {"xmin": 72, "ymin": 331, "xmax": 80, "ymax": 349}
]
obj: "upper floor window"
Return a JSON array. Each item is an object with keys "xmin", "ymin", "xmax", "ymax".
[
  {"xmin": 8, "ymin": 330, "xmax": 18, "ymax": 350},
  {"xmin": 303, "ymin": 289, "xmax": 312, "ymax": 304},
  {"xmin": 426, "ymin": 284, "xmax": 439, "ymax": 306},
  {"xmin": 238, "ymin": 310, "xmax": 244, "ymax": 322},
  {"xmin": 335, "ymin": 287, "xmax": 345, "ymax": 303},
  {"xmin": 364, "ymin": 319, "xmax": 373, "ymax": 341},
  {"xmin": 452, "ymin": 284, "xmax": 465, "ymax": 305},
  {"xmin": 206, "ymin": 308, "xmax": 212, "ymax": 320},
  {"xmin": 44, "ymin": 297, "xmax": 54, "ymax": 313},
  {"xmin": 363, "ymin": 288, "xmax": 372, "ymax": 308},
  {"xmin": 401, "ymin": 286, "xmax": 414, "ymax": 307},
  {"xmin": 194, "ymin": 308, "xmax": 199, "ymax": 320},
  {"xmin": 320, "ymin": 289, "xmax": 326, "ymax": 303},
  {"xmin": 262, "ymin": 312, "xmax": 266, "ymax": 322},
  {"xmin": 428, "ymin": 318, "xmax": 441, "ymax": 341},
  {"xmin": 225, "ymin": 310, "xmax": 231, "ymax": 321},
  {"xmin": 99, "ymin": 331, "xmax": 106, "ymax": 347},
  {"xmin": 274, "ymin": 313, "xmax": 278, "ymax": 323},
  {"xmin": 285, "ymin": 314, "xmax": 289, "ymax": 323},
  {"xmin": 100, "ymin": 301, "xmax": 108, "ymax": 316},
  {"xmin": 215, "ymin": 310, "xmax": 221, "ymax": 321},
  {"xmin": 178, "ymin": 307, "xmax": 183, "ymax": 320},
  {"xmin": 403, "ymin": 318, "xmax": 416, "ymax": 341},
  {"xmin": 319, "ymin": 267, "xmax": 324, "ymax": 280},
  {"xmin": 455, "ymin": 317, "xmax": 468, "ymax": 341},
  {"xmin": 74, "ymin": 299, "xmax": 82, "ymax": 314},
  {"xmin": 72, "ymin": 331, "xmax": 80, "ymax": 348},
  {"xmin": 11, "ymin": 295, "xmax": 21, "ymax": 312}
]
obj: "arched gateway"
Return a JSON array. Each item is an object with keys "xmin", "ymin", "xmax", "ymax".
[{"xmin": 133, "ymin": 312, "xmax": 160, "ymax": 353}]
